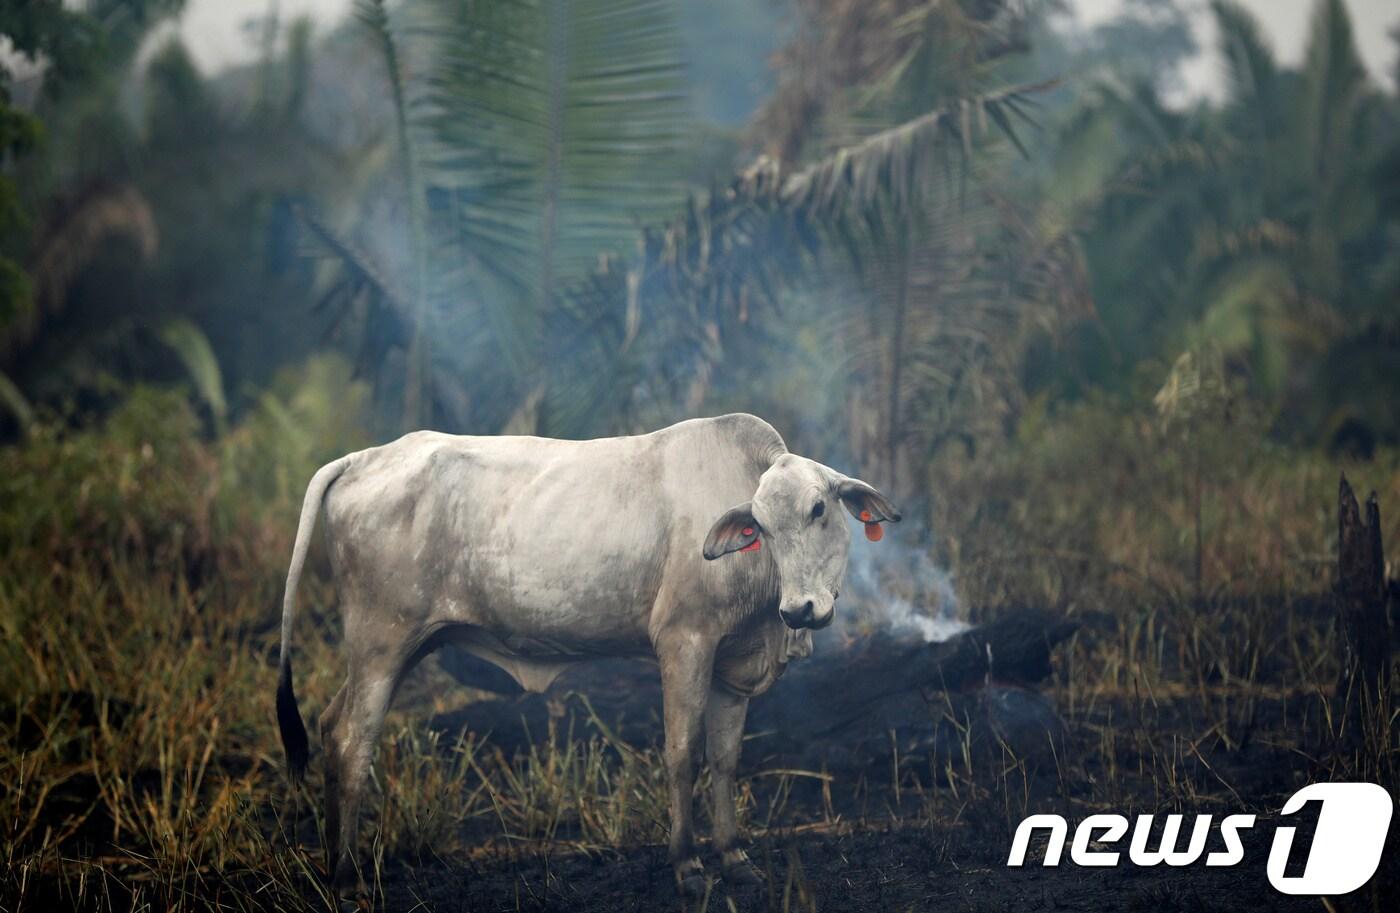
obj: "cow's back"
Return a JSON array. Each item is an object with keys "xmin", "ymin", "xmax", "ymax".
[{"xmin": 320, "ymin": 415, "xmax": 786, "ymax": 658}]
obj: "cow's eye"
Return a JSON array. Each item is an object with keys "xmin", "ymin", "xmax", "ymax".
[{"xmin": 811, "ymin": 500, "xmax": 825, "ymax": 520}]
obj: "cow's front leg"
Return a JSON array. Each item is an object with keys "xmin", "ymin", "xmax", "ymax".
[
  {"xmin": 705, "ymin": 686, "xmax": 762, "ymax": 885},
  {"xmin": 658, "ymin": 633, "xmax": 715, "ymax": 896}
]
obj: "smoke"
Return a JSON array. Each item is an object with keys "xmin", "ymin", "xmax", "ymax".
[{"xmin": 842, "ymin": 530, "xmax": 969, "ymax": 643}]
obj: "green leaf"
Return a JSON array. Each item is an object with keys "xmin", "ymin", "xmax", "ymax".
[
  {"xmin": 0, "ymin": 370, "xmax": 32, "ymax": 433},
  {"xmin": 158, "ymin": 318, "xmax": 227, "ymax": 432}
]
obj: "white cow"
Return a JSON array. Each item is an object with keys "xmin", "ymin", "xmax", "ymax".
[{"xmin": 275, "ymin": 413, "xmax": 899, "ymax": 896}]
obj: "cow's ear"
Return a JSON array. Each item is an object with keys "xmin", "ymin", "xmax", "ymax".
[
  {"xmin": 837, "ymin": 479, "xmax": 901, "ymax": 541},
  {"xmin": 703, "ymin": 502, "xmax": 763, "ymax": 560}
]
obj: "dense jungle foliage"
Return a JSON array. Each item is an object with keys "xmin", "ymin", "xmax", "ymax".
[
  {"xmin": 2, "ymin": 1, "xmax": 1398, "ymax": 910},
  {"xmin": 4, "ymin": 0, "xmax": 1396, "ymax": 478}
]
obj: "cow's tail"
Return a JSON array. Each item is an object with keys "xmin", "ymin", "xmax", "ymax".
[{"xmin": 277, "ymin": 456, "xmax": 350, "ymax": 781}]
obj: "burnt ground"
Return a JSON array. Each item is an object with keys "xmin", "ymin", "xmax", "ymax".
[
  {"xmin": 352, "ymin": 652, "xmax": 1399, "ymax": 913},
  {"xmin": 374, "ymin": 820, "xmax": 1343, "ymax": 913},
  {"xmin": 15, "ymin": 685, "xmax": 1398, "ymax": 913},
  {"xmin": 12, "ymin": 611, "xmax": 1396, "ymax": 913}
]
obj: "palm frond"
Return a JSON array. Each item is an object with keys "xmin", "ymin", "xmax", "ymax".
[
  {"xmin": 424, "ymin": 0, "xmax": 685, "ymax": 302},
  {"xmin": 577, "ymin": 80, "xmax": 1054, "ymax": 334},
  {"xmin": 412, "ymin": 0, "xmax": 686, "ymax": 433},
  {"xmin": 549, "ymin": 81, "xmax": 1066, "ymax": 442},
  {"xmin": 783, "ymin": 80, "xmax": 1053, "ymax": 219},
  {"xmin": 0, "ymin": 370, "xmax": 32, "ymax": 433},
  {"xmin": 296, "ymin": 206, "xmax": 407, "ymax": 312},
  {"xmin": 7, "ymin": 183, "xmax": 157, "ymax": 363},
  {"xmin": 1212, "ymin": 0, "xmax": 1280, "ymax": 117},
  {"xmin": 1301, "ymin": 0, "xmax": 1369, "ymax": 184},
  {"xmin": 751, "ymin": 0, "xmax": 1034, "ymax": 163},
  {"xmin": 158, "ymin": 318, "xmax": 228, "ymax": 432}
]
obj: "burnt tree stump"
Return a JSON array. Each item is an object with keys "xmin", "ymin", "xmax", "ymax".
[{"xmin": 1335, "ymin": 475, "xmax": 1392, "ymax": 730}]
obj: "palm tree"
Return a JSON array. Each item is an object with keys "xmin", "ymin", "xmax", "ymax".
[
  {"xmin": 320, "ymin": 0, "xmax": 1079, "ymax": 490},
  {"xmin": 1, "ymin": 10, "xmax": 357, "ymax": 437},
  {"xmin": 313, "ymin": 0, "xmax": 686, "ymax": 434},
  {"xmin": 1043, "ymin": 0, "xmax": 1392, "ymax": 428},
  {"xmin": 653, "ymin": 0, "xmax": 1083, "ymax": 489},
  {"xmin": 0, "ymin": 1, "xmax": 186, "ymax": 433}
]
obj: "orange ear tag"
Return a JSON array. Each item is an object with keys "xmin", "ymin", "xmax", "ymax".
[
  {"xmin": 740, "ymin": 538, "xmax": 762, "ymax": 552},
  {"xmin": 864, "ymin": 522, "xmax": 883, "ymax": 542}
]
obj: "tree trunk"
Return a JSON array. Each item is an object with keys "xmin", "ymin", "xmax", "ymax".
[{"xmin": 1334, "ymin": 475, "xmax": 1391, "ymax": 732}]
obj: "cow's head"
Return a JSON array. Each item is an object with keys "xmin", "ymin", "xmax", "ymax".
[{"xmin": 703, "ymin": 454, "xmax": 900, "ymax": 630}]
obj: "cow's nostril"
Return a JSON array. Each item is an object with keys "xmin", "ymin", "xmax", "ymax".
[{"xmin": 780, "ymin": 600, "xmax": 818, "ymax": 629}]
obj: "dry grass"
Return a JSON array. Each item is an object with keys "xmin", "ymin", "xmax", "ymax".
[{"xmin": 2, "ymin": 380, "xmax": 1396, "ymax": 911}]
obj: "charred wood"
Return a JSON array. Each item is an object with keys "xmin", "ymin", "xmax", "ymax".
[
  {"xmin": 433, "ymin": 609, "xmax": 1076, "ymax": 769},
  {"xmin": 1334, "ymin": 475, "xmax": 1393, "ymax": 735}
]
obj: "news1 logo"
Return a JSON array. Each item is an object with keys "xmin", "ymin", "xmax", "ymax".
[{"xmin": 1007, "ymin": 783, "xmax": 1393, "ymax": 895}]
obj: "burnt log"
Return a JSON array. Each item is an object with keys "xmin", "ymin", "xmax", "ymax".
[
  {"xmin": 1335, "ymin": 475, "xmax": 1392, "ymax": 728},
  {"xmin": 746, "ymin": 609, "xmax": 1077, "ymax": 749},
  {"xmin": 433, "ymin": 610, "xmax": 1077, "ymax": 767}
]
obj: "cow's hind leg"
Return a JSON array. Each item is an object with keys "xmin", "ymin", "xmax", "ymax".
[
  {"xmin": 658, "ymin": 636, "xmax": 715, "ymax": 896},
  {"xmin": 705, "ymin": 687, "xmax": 762, "ymax": 886},
  {"xmin": 320, "ymin": 655, "xmax": 397, "ymax": 901},
  {"xmin": 318, "ymin": 683, "xmax": 349, "ymax": 883}
]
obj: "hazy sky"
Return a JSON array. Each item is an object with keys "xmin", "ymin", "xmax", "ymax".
[
  {"xmin": 168, "ymin": 0, "xmax": 1398, "ymax": 98},
  {"xmin": 1073, "ymin": 0, "xmax": 1398, "ymax": 98}
]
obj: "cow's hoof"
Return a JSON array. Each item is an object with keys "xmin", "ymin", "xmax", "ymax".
[
  {"xmin": 721, "ymin": 850, "xmax": 766, "ymax": 888},
  {"xmin": 723, "ymin": 861, "xmax": 765, "ymax": 887},
  {"xmin": 330, "ymin": 867, "xmax": 369, "ymax": 912},
  {"xmin": 678, "ymin": 873, "xmax": 708, "ymax": 897},
  {"xmin": 674, "ymin": 858, "xmax": 708, "ymax": 897}
]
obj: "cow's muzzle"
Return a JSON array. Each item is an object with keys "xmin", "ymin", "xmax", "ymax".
[{"xmin": 780, "ymin": 598, "xmax": 834, "ymax": 630}]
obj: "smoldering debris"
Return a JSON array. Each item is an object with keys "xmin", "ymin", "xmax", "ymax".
[
  {"xmin": 435, "ymin": 607, "xmax": 1077, "ymax": 773},
  {"xmin": 841, "ymin": 534, "xmax": 971, "ymax": 643}
]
